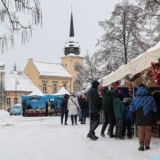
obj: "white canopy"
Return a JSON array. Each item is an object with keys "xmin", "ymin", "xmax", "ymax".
[
  {"xmin": 29, "ymin": 88, "xmax": 44, "ymax": 96},
  {"xmin": 102, "ymin": 41, "xmax": 160, "ymax": 86},
  {"xmin": 53, "ymin": 87, "xmax": 70, "ymax": 95}
]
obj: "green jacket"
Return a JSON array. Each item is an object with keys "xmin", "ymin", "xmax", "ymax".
[
  {"xmin": 102, "ymin": 90, "xmax": 116, "ymax": 112},
  {"xmin": 113, "ymin": 98, "xmax": 125, "ymax": 119}
]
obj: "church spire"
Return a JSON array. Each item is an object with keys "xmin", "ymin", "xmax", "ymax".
[
  {"xmin": 64, "ymin": 9, "xmax": 80, "ymax": 56},
  {"xmin": 70, "ymin": 13, "xmax": 74, "ymax": 37}
]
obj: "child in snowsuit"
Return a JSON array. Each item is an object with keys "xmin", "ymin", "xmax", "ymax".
[{"xmin": 113, "ymin": 93, "xmax": 125, "ymax": 139}]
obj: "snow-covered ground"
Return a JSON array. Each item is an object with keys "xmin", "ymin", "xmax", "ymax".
[{"xmin": 0, "ymin": 114, "xmax": 160, "ymax": 160}]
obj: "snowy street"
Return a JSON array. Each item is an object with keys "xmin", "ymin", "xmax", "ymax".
[{"xmin": 0, "ymin": 114, "xmax": 160, "ymax": 160}]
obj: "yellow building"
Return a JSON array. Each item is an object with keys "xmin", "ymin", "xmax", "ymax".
[{"xmin": 23, "ymin": 12, "xmax": 83, "ymax": 94}]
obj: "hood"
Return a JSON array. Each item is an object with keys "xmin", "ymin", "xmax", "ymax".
[
  {"xmin": 105, "ymin": 90, "xmax": 117, "ymax": 96},
  {"xmin": 91, "ymin": 80, "xmax": 99, "ymax": 90},
  {"xmin": 136, "ymin": 86, "xmax": 149, "ymax": 96},
  {"xmin": 64, "ymin": 94, "xmax": 69, "ymax": 99}
]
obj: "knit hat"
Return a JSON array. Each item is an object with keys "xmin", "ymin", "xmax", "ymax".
[
  {"xmin": 112, "ymin": 88, "xmax": 119, "ymax": 94},
  {"xmin": 92, "ymin": 80, "xmax": 100, "ymax": 89},
  {"xmin": 116, "ymin": 92, "xmax": 123, "ymax": 101}
]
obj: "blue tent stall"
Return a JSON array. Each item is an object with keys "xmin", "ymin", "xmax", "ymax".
[{"xmin": 21, "ymin": 94, "xmax": 64, "ymax": 116}]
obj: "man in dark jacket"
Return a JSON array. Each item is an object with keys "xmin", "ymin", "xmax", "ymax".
[
  {"xmin": 87, "ymin": 80, "xmax": 102, "ymax": 140},
  {"xmin": 100, "ymin": 88, "xmax": 118, "ymax": 137}
]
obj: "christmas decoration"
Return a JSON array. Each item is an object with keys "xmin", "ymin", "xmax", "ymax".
[
  {"xmin": 128, "ymin": 84, "xmax": 133, "ymax": 96},
  {"xmin": 112, "ymin": 81, "xmax": 119, "ymax": 87},
  {"xmin": 147, "ymin": 70, "xmax": 153, "ymax": 77},
  {"xmin": 151, "ymin": 58, "xmax": 160, "ymax": 86},
  {"xmin": 125, "ymin": 72, "xmax": 141, "ymax": 82},
  {"xmin": 141, "ymin": 71, "xmax": 148, "ymax": 82}
]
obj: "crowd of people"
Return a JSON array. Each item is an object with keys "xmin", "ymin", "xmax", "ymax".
[
  {"xmin": 60, "ymin": 80, "xmax": 160, "ymax": 151},
  {"xmin": 60, "ymin": 93, "xmax": 88, "ymax": 125}
]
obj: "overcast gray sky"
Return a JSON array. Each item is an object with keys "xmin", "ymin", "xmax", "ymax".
[{"xmin": 1, "ymin": 0, "xmax": 122, "ymax": 72}]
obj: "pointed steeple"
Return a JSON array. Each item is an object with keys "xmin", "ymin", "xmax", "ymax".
[
  {"xmin": 70, "ymin": 13, "xmax": 74, "ymax": 37},
  {"xmin": 64, "ymin": 9, "xmax": 80, "ymax": 56}
]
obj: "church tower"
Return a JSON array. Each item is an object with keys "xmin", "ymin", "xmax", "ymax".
[{"xmin": 61, "ymin": 11, "xmax": 83, "ymax": 93}]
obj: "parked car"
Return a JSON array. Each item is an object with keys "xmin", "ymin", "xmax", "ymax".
[{"xmin": 10, "ymin": 104, "xmax": 22, "ymax": 116}]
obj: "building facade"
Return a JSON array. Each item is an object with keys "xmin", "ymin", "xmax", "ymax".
[
  {"xmin": 23, "ymin": 12, "xmax": 83, "ymax": 94},
  {"xmin": 5, "ymin": 72, "xmax": 42, "ymax": 110}
]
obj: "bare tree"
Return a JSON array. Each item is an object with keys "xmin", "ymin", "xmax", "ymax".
[
  {"xmin": 96, "ymin": 2, "xmax": 160, "ymax": 73},
  {"xmin": 0, "ymin": 0, "xmax": 42, "ymax": 52},
  {"xmin": 74, "ymin": 52, "xmax": 102, "ymax": 89},
  {"xmin": 135, "ymin": 0, "xmax": 160, "ymax": 17}
]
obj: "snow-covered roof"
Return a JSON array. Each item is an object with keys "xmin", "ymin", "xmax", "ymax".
[
  {"xmin": 66, "ymin": 54, "xmax": 84, "ymax": 58},
  {"xmin": 5, "ymin": 73, "xmax": 41, "ymax": 92},
  {"xmin": 53, "ymin": 87, "xmax": 70, "ymax": 95},
  {"xmin": 33, "ymin": 61, "xmax": 72, "ymax": 78}
]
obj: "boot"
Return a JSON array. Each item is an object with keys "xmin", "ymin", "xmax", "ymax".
[
  {"xmin": 87, "ymin": 131, "xmax": 98, "ymax": 140},
  {"xmin": 145, "ymin": 146, "xmax": 150, "ymax": 150},
  {"xmin": 93, "ymin": 132, "xmax": 99, "ymax": 139},
  {"xmin": 138, "ymin": 146, "xmax": 144, "ymax": 151},
  {"xmin": 100, "ymin": 132, "xmax": 105, "ymax": 137},
  {"xmin": 110, "ymin": 134, "xmax": 115, "ymax": 138}
]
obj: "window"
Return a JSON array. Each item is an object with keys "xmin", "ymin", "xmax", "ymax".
[
  {"xmin": 73, "ymin": 80, "xmax": 80, "ymax": 92},
  {"xmin": 53, "ymin": 84, "xmax": 57, "ymax": 93},
  {"xmin": 6, "ymin": 98, "xmax": 11, "ymax": 106},
  {"xmin": 43, "ymin": 83, "xmax": 47, "ymax": 92},
  {"xmin": 14, "ymin": 98, "xmax": 18, "ymax": 105}
]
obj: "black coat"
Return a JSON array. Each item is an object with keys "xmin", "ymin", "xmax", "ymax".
[
  {"xmin": 132, "ymin": 107, "xmax": 156, "ymax": 126},
  {"xmin": 87, "ymin": 88, "xmax": 102, "ymax": 113},
  {"xmin": 78, "ymin": 98, "xmax": 88, "ymax": 110}
]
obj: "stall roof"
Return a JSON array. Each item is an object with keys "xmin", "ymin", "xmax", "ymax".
[
  {"xmin": 53, "ymin": 87, "xmax": 70, "ymax": 95},
  {"xmin": 102, "ymin": 41, "xmax": 160, "ymax": 86}
]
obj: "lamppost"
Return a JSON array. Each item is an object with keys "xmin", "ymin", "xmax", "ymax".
[{"xmin": 15, "ymin": 78, "xmax": 19, "ymax": 104}]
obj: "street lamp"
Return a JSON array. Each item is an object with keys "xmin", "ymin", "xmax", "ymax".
[{"xmin": 15, "ymin": 78, "xmax": 19, "ymax": 104}]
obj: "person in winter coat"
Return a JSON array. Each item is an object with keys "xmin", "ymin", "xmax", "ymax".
[
  {"xmin": 67, "ymin": 93, "xmax": 80, "ymax": 125},
  {"xmin": 22, "ymin": 100, "xmax": 26, "ymax": 117},
  {"xmin": 78, "ymin": 94, "xmax": 88, "ymax": 124},
  {"xmin": 130, "ymin": 84, "xmax": 157, "ymax": 151},
  {"xmin": 61, "ymin": 94, "xmax": 69, "ymax": 125},
  {"xmin": 123, "ymin": 98, "xmax": 132, "ymax": 139},
  {"xmin": 87, "ymin": 80, "xmax": 102, "ymax": 140},
  {"xmin": 100, "ymin": 88, "xmax": 118, "ymax": 138},
  {"xmin": 113, "ymin": 93, "xmax": 125, "ymax": 139}
]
